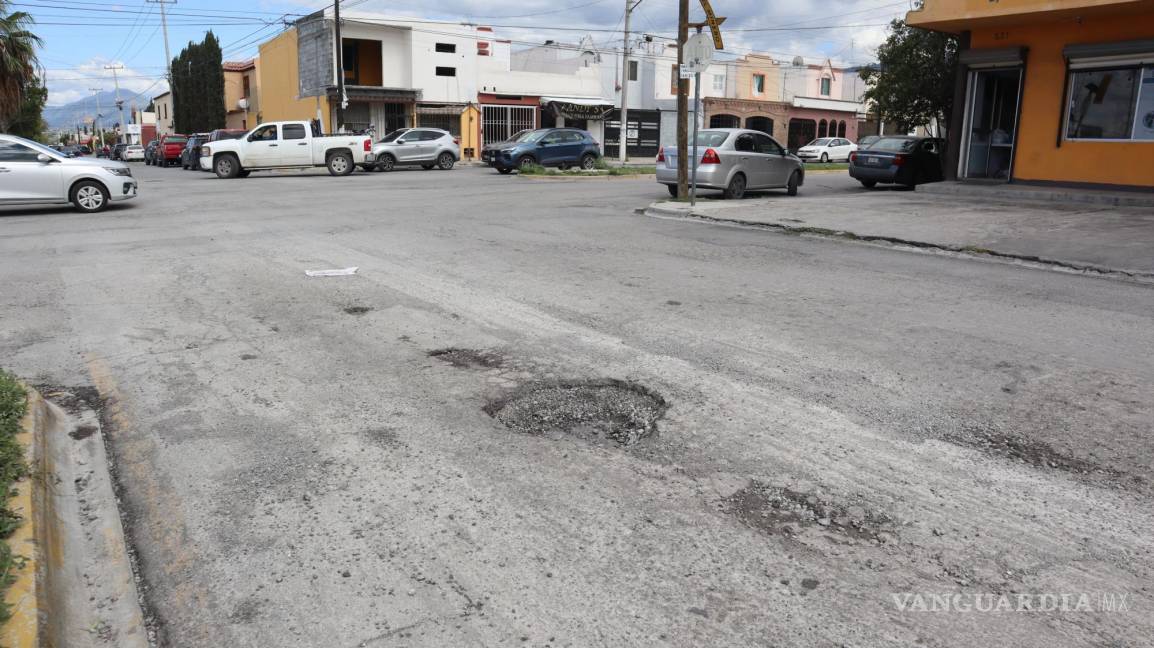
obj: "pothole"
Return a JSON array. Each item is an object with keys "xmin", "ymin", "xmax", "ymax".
[
  {"xmin": 723, "ymin": 481, "xmax": 895, "ymax": 543},
  {"xmin": 429, "ymin": 348, "xmax": 504, "ymax": 369},
  {"xmin": 944, "ymin": 424, "xmax": 1107, "ymax": 475},
  {"xmin": 343, "ymin": 306, "xmax": 373, "ymax": 316},
  {"xmin": 483, "ymin": 379, "xmax": 667, "ymax": 446}
]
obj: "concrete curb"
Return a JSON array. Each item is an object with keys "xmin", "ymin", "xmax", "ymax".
[
  {"xmin": 1, "ymin": 386, "xmax": 47, "ymax": 648},
  {"xmin": 519, "ymin": 173, "xmax": 657, "ymax": 181},
  {"xmin": 642, "ymin": 204, "xmax": 1154, "ymax": 283}
]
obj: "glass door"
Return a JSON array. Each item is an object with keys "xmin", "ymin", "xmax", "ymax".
[{"xmin": 962, "ymin": 68, "xmax": 1022, "ymax": 181}]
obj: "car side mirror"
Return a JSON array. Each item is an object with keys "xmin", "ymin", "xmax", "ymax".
[
  {"xmin": 36, "ymin": 153, "xmax": 53, "ymax": 164},
  {"xmin": 396, "ymin": 139, "xmax": 406, "ymax": 145}
]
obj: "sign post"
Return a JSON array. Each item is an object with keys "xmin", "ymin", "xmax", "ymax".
[{"xmin": 683, "ymin": 32, "xmax": 713, "ymax": 207}]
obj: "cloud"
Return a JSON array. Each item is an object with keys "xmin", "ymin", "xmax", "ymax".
[{"xmin": 45, "ymin": 58, "xmax": 168, "ymax": 107}]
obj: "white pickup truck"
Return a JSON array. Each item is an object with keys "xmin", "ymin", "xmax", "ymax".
[{"xmin": 199, "ymin": 121, "xmax": 373, "ymax": 178}]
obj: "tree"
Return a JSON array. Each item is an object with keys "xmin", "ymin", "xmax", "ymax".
[
  {"xmin": 861, "ymin": 19, "xmax": 958, "ymax": 135},
  {"xmin": 6, "ymin": 74, "xmax": 45, "ymax": 139},
  {"xmin": 0, "ymin": 0, "xmax": 42, "ymax": 130},
  {"xmin": 171, "ymin": 31, "xmax": 225, "ymax": 133}
]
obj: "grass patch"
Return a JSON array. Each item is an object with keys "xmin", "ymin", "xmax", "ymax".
[
  {"xmin": 518, "ymin": 160, "xmax": 657, "ymax": 177},
  {"xmin": 803, "ymin": 162, "xmax": 849, "ymax": 171},
  {"xmin": 0, "ymin": 369, "xmax": 28, "ymax": 624}
]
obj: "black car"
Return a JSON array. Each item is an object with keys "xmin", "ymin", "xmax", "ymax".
[
  {"xmin": 849, "ymin": 136, "xmax": 945, "ymax": 189},
  {"xmin": 144, "ymin": 140, "xmax": 159, "ymax": 165},
  {"xmin": 181, "ymin": 134, "xmax": 211, "ymax": 170},
  {"xmin": 111, "ymin": 143, "xmax": 128, "ymax": 161}
]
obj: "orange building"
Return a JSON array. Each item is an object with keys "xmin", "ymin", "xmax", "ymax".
[{"xmin": 908, "ymin": 0, "xmax": 1154, "ymax": 189}]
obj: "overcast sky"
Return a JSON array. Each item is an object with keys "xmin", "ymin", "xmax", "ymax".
[{"xmin": 30, "ymin": 0, "xmax": 911, "ymax": 106}]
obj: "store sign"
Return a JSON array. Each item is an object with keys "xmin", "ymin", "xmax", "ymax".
[{"xmin": 547, "ymin": 101, "xmax": 613, "ymax": 120}]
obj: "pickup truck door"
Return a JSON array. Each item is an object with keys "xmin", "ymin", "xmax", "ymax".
[
  {"xmin": 279, "ymin": 123, "xmax": 313, "ymax": 166},
  {"xmin": 245, "ymin": 124, "xmax": 280, "ymax": 166}
]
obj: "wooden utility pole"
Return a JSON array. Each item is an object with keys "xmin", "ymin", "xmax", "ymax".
[
  {"xmin": 676, "ymin": 0, "xmax": 689, "ymax": 198},
  {"xmin": 334, "ymin": 0, "xmax": 346, "ymax": 131},
  {"xmin": 105, "ymin": 64, "xmax": 125, "ymax": 144}
]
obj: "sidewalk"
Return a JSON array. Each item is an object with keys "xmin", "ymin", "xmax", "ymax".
[{"xmin": 644, "ymin": 186, "xmax": 1154, "ymax": 279}]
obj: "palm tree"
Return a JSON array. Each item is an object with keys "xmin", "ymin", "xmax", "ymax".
[{"xmin": 0, "ymin": 0, "xmax": 42, "ymax": 130}]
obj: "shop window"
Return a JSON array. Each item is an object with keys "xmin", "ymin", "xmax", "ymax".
[
  {"xmin": 712, "ymin": 74, "xmax": 724, "ymax": 92},
  {"xmin": 753, "ymin": 74, "xmax": 765, "ymax": 94},
  {"xmin": 1066, "ymin": 66, "xmax": 1153, "ymax": 140},
  {"xmin": 436, "ymin": 66, "xmax": 457, "ymax": 77},
  {"xmin": 435, "ymin": 43, "xmax": 456, "ymax": 54},
  {"xmin": 820, "ymin": 77, "xmax": 832, "ymax": 96}
]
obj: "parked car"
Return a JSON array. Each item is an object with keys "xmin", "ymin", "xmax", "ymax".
[
  {"xmin": 122, "ymin": 144, "xmax": 145, "ymax": 161},
  {"xmin": 656, "ymin": 128, "xmax": 804, "ymax": 199},
  {"xmin": 154, "ymin": 134, "xmax": 188, "ymax": 167},
  {"xmin": 181, "ymin": 134, "xmax": 211, "ymax": 170},
  {"xmin": 857, "ymin": 135, "xmax": 881, "ymax": 148},
  {"xmin": 849, "ymin": 136, "xmax": 945, "ymax": 189},
  {"xmin": 76, "ymin": 145, "xmax": 92, "ymax": 156},
  {"xmin": 199, "ymin": 121, "xmax": 374, "ymax": 178},
  {"xmin": 795, "ymin": 137, "xmax": 857, "ymax": 163},
  {"xmin": 479, "ymin": 129, "xmax": 533, "ymax": 164},
  {"xmin": 367, "ymin": 128, "xmax": 459, "ymax": 172},
  {"xmin": 56, "ymin": 145, "xmax": 78, "ymax": 158},
  {"xmin": 0, "ymin": 134, "xmax": 138, "ymax": 213},
  {"xmin": 143, "ymin": 140, "xmax": 159, "ymax": 165},
  {"xmin": 111, "ymin": 143, "xmax": 128, "ymax": 160},
  {"xmin": 482, "ymin": 128, "xmax": 600, "ymax": 174}
]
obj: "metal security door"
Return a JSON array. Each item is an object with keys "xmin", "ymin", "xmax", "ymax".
[
  {"xmin": 482, "ymin": 105, "xmax": 536, "ymax": 148},
  {"xmin": 604, "ymin": 109, "xmax": 660, "ymax": 158}
]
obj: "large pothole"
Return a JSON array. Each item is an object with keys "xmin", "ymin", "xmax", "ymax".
[
  {"xmin": 724, "ymin": 481, "xmax": 896, "ymax": 544},
  {"xmin": 484, "ymin": 379, "xmax": 667, "ymax": 446},
  {"xmin": 429, "ymin": 348, "xmax": 504, "ymax": 369}
]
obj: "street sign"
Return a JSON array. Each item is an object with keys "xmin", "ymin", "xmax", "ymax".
[
  {"xmin": 679, "ymin": 64, "xmax": 696, "ymax": 79},
  {"xmin": 684, "ymin": 33, "xmax": 714, "ymax": 68},
  {"xmin": 698, "ymin": 0, "xmax": 726, "ymax": 50}
]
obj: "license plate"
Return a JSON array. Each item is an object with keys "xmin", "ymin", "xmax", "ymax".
[{"xmin": 867, "ymin": 156, "xmax": 879, "ymax": 164}]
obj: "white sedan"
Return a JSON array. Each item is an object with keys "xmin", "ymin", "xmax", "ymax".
[
  {"xmin": 122, "ymin": 144, "xmax": 146, "ymax": 161},
  {"xmin": 0, "ymin": 134, "xmax": 138, "ymax": 213},
  {"xmin": 796, "ymin": 137, "xmax": 857, "ymax": 163}
]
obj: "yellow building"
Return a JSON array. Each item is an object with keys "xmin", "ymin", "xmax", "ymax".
[
  {"xmin": 223, "ymin": 60, "xmax": 260, "ymax": 131},
  {"xmin": 909, "ymin": 0, "xmax": 1154, "ymax": 189}
]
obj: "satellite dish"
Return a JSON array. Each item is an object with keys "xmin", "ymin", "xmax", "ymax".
[
  {"xmin": 792, "ymin": 56, "xmax": 805, "ymax": 67},
  {"xmin": 237, "ymin": 98, "xmax": 250, "ymax": 110}
]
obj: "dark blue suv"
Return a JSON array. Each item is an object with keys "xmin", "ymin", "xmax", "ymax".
[{"xmin": 483, "ymin": 128, "xmax": 601, "ymax": 174}]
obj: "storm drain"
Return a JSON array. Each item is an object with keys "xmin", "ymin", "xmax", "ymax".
[
  {"xmin": 429, "ymin": 348, "xmax": 504, "ymax": 369},
  {"xmin": 484, "ymin": 379, "xmax": 667, "ymax": 446}
]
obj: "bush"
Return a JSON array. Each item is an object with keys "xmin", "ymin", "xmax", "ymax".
[{"xmin": 0, "ymin": 369, "xmax": 28, "ymax": 623}]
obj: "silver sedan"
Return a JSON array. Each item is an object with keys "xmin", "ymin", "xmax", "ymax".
[
  {"xmin": 0, "ymin": 134, "xmax": 138, "ymax": 213},
  {"xmin": 366, "ymin": 128, "xmax": 460, "ymax": 172},
  {"xmin": 656, "ymin": 128, "xmax": 804, "ymax": 199}
]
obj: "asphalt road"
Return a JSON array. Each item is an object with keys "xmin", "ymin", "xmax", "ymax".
[{"xmin": 2, "ymin": 164, "xmax": 1152, "ymax": 647}]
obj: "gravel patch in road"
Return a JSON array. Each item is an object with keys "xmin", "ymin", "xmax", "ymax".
[{"xmin": 484, "ymin": 379, "xmax": 667, "ymax": 446}]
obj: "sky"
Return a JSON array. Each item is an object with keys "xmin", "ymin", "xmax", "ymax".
[{"xmin": 24, "ymin": 0, "xmax": 913, "ymax": 107}]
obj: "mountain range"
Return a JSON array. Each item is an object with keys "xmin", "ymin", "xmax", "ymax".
[{"xmin": 43, "ymin": 89, "xmax": 158, "ymax": 131}]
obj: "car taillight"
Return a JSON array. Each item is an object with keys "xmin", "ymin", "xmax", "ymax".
[
  {"xmin": 453, "ymin": 137, "xmax": 460, "ymax": 145},
  {"xmin": 656, "ymin": 149, "xmax": 665, "ymax": 163},
  {"xmin": 364, "ymin": 139, "xmax": 372, "ymax": 152},
  {"xmin": 849, "ymin": 152, "xmax": 857, "ymax": 163},
  {"xmin": 701, "ymin": 148, "xmax": 721, "ymax": 165},
  {"xmin": 893, "ymin": 154, "xmax": 906, "ymax": 166}
]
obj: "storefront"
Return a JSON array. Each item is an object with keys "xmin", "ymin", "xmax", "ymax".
[
  {"xmin": 478, "ymin": 93, "xmax": 539, "ymax": 149},
  {"xmin": 540, "ymin": 97, "xmax": 614, "ymax": 150},
  {"xmin": 909, "ymin": 0, "xmax": 1154, "ymax": 189}
]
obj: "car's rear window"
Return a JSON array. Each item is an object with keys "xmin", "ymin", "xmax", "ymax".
[
  {"xmin": 870, "ymin": 138, "xmax": 917, "ymax": 152},
  {"xmin": 695, "ymin": 131, "xmax": 731, "ymax": 147},
  {"xmin": 166, "ymin": 138, "xmax": 187, "ymax": 145}
]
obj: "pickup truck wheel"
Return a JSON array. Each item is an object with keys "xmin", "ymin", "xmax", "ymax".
[
  {"xmin": 214, "ymin": 154, "xmax": 241, "ymax": 179},
  {"xmin": 327, "ymin": 151, "xmax": 354, "ymax": 176},
  {"xmin": 438, "ymin": 152, "xmax": 456, "ymax": 170},
  {"xmin": 71, "ymin": 180, "xmax": 109, "ymax": 213}
]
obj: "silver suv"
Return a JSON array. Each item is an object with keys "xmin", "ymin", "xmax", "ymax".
[
  {"xmin": 367, "ymin": 128, "xmax": 460, "ymax": 172},
  {"xmin": 0, "ymin": 134, "xmax": 138, "ymax": 213}
]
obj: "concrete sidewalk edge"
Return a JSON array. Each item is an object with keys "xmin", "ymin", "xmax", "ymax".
[
  {"xmin": 1, "ymin": 386, "xmax": 47, "ymax": 648},
  {"xmin": 643, "ymin": 204, "xmax": 1154, "ymax": 283}
]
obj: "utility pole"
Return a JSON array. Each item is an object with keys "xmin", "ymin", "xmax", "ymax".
[
  {"xmin": 146, "ymin": 0, "xmax": 176, "ymax": 112},
  {"xmin": 333, "ymin": 0, "xmax": 346, "ymax": 131},
  {"xmin": 676, "ymin": 0, "xmax": 689, "ymax": 198},
  {"xmin": 105, "ymin": 64, "xmax": 125, "ymax": 144},
  {"xmin": 89, "ymin": 88, "xmax": 104, "ymax": 148},
  {"xmin": 690, "ymin": 25, "xmax": 703, "ymax": 207},
  {"xmin": 618, "ymin": 0, "xmax": 643, "ymax": 164}
]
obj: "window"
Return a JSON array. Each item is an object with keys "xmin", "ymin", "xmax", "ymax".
[
  {"xmin": 282, "ymin": 124, "xmax": 306, "ymax": 140},
  {"xmin": 628, "ymin": 60, "xmax": 639, "ymax": 82},
  {"xmin": 242, "ymin": 76, "xmax": 250, "ymax": 99},
  {"xmin": 435, "ymin": 66, "xmax": 457, "ymax": 77},
  {"xmin": 753, "ymin": 74, "xmax": 765, "ymax": 94},
  {"xmin": 541, "ymin": 131, "xmax": 563, "ymax": 145},
  {"xmin": 1065, "ymin": 66, "xmax": 1148, "ymax": 140},
  {"xmin": 342, "ymin": 41, "xmax": 358, "ymax": 83},
  {"xmin": 696, "ymin": 131, "xmax": 731, "ymax": 147},
  {"xmin": 435, "ymin": 42, "xmax": 456, "ymax": 54},
  {"xmin": 818, "ymin": 120, "xmax": 827, "ymax": 138},
  {"xmin": 712, "ymin": 74, "xmax": 724, "ymax": 92},
  {"xmin": 563, "ymin": 131, "xmax": 585, "ymax": 143},
  {"xmin": 671, "ymin": 65, "xmax": 680, "ymax": 94},
  {"xmin": 251, "ymin": 124, "xmax": 278, "ymax": 141},
  {"xmin": 0, "ymin": 140, "xmax": 42, "ymax": 162},
  {"xmin": 752, "ymin": 133, "xmax": 783, "ymax": 155},
  {"xmin": 734, "ymin": 134, "xmax": 757, "ymax": 152},
  {"xmin": 820, "ymin": 77, "xmax": 832, "ymax": 96},
  {"xmin": 838, "ymin": 121, "xmax": 847, "ymax": 138}
]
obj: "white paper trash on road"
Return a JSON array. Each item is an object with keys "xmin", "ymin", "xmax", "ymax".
[{"xmin": 305, "ymin": 267, "xmax": 359, "ymax": 277}]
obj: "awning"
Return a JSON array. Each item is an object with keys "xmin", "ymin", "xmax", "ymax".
[
  {"xmin": 326, "ymin": 85, "xmax": 421, "ymax": 102},
  {"xmin": 1064, "ymin": 38, "xmax": 1154, "ymax": 68},
  {"xmin": 541, "ymin": 96, "xmax": 614, "ymax": 120},
  {"xmin": 958, "ymin": 47, "xmax": 1026, "ymax": 69},
  {"xmin": 417, "ymin": 103, "xmax": 467, "ymax": 116}
]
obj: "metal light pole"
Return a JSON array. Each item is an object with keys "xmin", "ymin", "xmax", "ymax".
[
  {"xmin": 618, "ymin": 0, "xmax": 643, "ymax": 164},
  {"xmin": 334, "ymin": 0, "xmax": 346, "ymax": 131},
  {"xmin": 105, "ymin": 64, "xmax": 125, "ymax": 143},
  {"xmin": 676, "ymin": 0, "xmax": 689, "ymax": 198},
  {"xmin": 146, "ymin": 0, "xmax": 176, "ymax": 106},
  {"xmin": 690, "ymin": 28, "xmax": 702, "ymax": 206}
]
